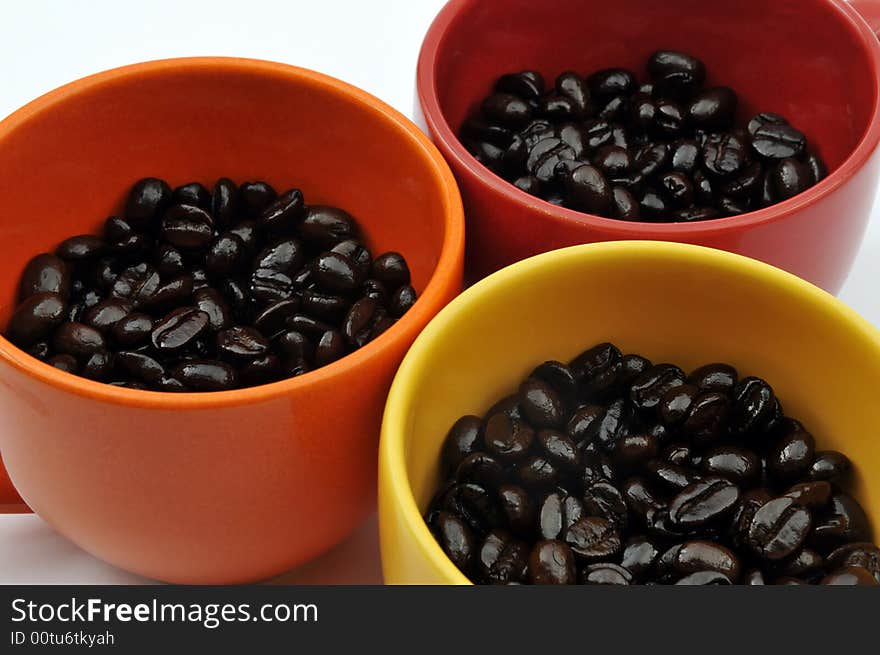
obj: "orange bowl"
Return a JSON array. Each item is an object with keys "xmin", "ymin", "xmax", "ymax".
[{"xmin": 0, "ymin": 57, "xmax": 464, "ymax": 583}]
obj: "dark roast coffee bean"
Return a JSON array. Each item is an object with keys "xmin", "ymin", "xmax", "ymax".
[
  {"xmin": 496, "ymin": 71, "xmax": 544, "ymax": 99},
  {"xmin": 659, "ymin": 384, "xmax": 699, "ymax": 425},
  {"xmin": 630, "ymin": 364, "xmax": 686, "ymax": 413},
  {"xmin": 485, "ymin": 412, "xmax": 534, "ymax": 460},
  {"xmin": 238, "ymin": 355, "xmax": 281, "ymax": 386},
  {"xmin": 659, "ymin": 540, "xmax": 740, "ymax": 582},
  {"xmin": 111, "ymin": 263, "xmax": 160, "ymax": 307},
  {"xmin": 455, "ymin": 451, "xmax": 505, "ymax": 490},
  {"xmin": 343, "ymin": 297, "xmax": 381, "ymax": 348},
  {"xmin": 687, "ymin": 363, "xmax": 737, "ymax": 393},
  {"xmin": 314, "ymin": 330, "xmax": 347, "ymax": 366},
  {"xmin": 528, "ymin": 540, "xmax": 576, "ymax": 584},
  {"xmin": 111, "ymin": 313, "xmax": 153, "ymax": 347},
  {"xmin": 211, "ymin": 177, "xmax": 238, "ymax": 226},
  {"xmin": 610, "ymin": 187, "xmax": 640, "ymax": 220},
  {"xmin": 588, "ymin": 68, "xmax": 635, "ymax": 97},
  {"xmin": 104, "ymin": 216, "xmax": 133, "ymax": 243},
  {"xmin": 621, "ymin": 536, "xmax": 660, "ymax": 581},
  {"xmin": 566, "ymin": 404, "xmax": 604, "ymax": 447},
  {"xmin": 275, "ymin": 330, "xmax": 314, "ymax": 361},
  {"xmin": 771, "ymin": 158, "xmax": 812, "ymax": 201},
  {"xmin": 767, "ymin": 426, "xmax": 815, "ymax": 483},
  {"xmin": 151, "ymin": 307, "xmax": 209, "ymax": 351},
  {"xmin": 702, "ymin": 446, "xmax": 760, "ymax": 486},
  {"xmin": 513, "ymin": 175, "xmax": 542, "ymax": 195},
  {"xmin": 519, "ymin": 378, "xmax": 566, "ymax": 428},
  {"xmin": 820, "ymin": 566, "xmax": 879, "ymax": 586},
  {"xmin": 703, "ymin": 132, "xmax": 747, "ymax": 177},
  {"xmin": 621, "ymin": 478, "xmax": 662, "ymax": 520},
  {"xmin": 432, "ymin": 511, "xmax": 476, "ymax": 573},
  {"xmin": 497, "ymin": 485, "xmax": 535, "ymax": 536},
  {"xmin": 56, "ymin": 235, "xmax": 107, "ymax": 262},
  {"xmin": 654, "ymin": 100, "xmax": 685, "ymax": 137},
  {"xmin": 171, "ymin": 360, "xmax": 237, "ymax": 391},
  {"xmin": 442, "ymin": 416, "xmax": 484, "ymax": 474},
  {"xmin": 479, "ymin": 530, "xmax": 529, "ymax": 584},
  {"xmin": 537, "ymin": 429, "xmax": 580, "ymax": 470},
  {"xmin": 389, "ymin": 285, "xmax": 416, "ymax": 319},
  {"xmin": 370, "ymin": 252, "xmax": 410, "ymax": 290},
  {"xmin": 539, "ymin": 491, "xmax": 584, "ymax": 540},
  {"xmin": 144, "ymin": 275, "xmax": 194, "ymax": 312},
  {"xmin": 482, "ymin": 92, "xmax": 533, "ymax": 129},
  {"xmin": 578, "ymin": 562, "xmax": 631, "ymax": 585},
  {"xmin": 160, "ymin": 204, "xmax": 214, "ymax": 250},
  {"xmin": 752, "ymin": 124, "xmax": 807, "ymax": 160},
  {"xmin": 192, "ymin": 288, "xmax": 233, "ymax": 331},
  {"xmin": 331, "ymin": 240, "xmax": 372, "ymax": 277},
  {"xmin": 565, "ymin": 164, "xmax": 612, "ymax": 214},
  {"xmin": 807, "ymin": 450, "xmax": 851, "ymax": 482},
  {"xmin": 81, "ymin": 349, "xmax": 113, "ymax": 381},
  {"xmin": 648, "ymin": 51, "xmax": 706, "ymax": 97},
  {"xmin": 539, "ymin": 95, "xmax": 579, "ymax": 121},
  {"xmin": 48, "ymin": 354, "xmax": 78, "ymax": 373},
  {"xmin": 286, "ymin": 314, "xmax": 334, "ymax": 338},
  {"xmin": 126, "ymin": 177, "xmax": 172, "ymax": 228},
  {"xmin": 239, "ymin": 181, "xmax": 277, "ymax": 217},
  {"xmin": 784, "ymin": 481, "xmax": 831, "ymax": 510},
  {"xmin": 517, "ymin": 455, "xmax": 562, "ymax": 488},
  {"xmin": 748, "ymin": 497, "xmax": 811, "ymax": 560},
  {"xmin": 251, "ymin": 269, "xmax": 295, "ymax": 304},
  {"xmin": 730, "ymin": 377, "xmax": 776, "ymax": 435},
  {"xmin": 21, "ymin": 254, "xmax": 71, "ymax": 300},
  {"xmin": 300, "ymin": 288, "xmax": 350, "ymax": 325},
  {"xmin": 52, "ymin": 322, "xmax": 105, "ymax": 357},
  {"xmin": 688, "ymin": 87, "xmax": 737, "ymax": 130},
  {"xmin": 555, "ymin": 72, "xmax": 591, "ymax": 118},
  {"xmin": 811, "ymin": 492, "xmax": 871, "ymax": 551},
  {"xmin": 580, "ymin": 451, "xmax": 616, "ymax": 488},
  {"xmin": 116, "ymin": 351, "xmax": 165, "ymax": 384},
  {"xmin": 669, "ymin": 477, "xmax": 740, "ymax": 529},
  {"xmin": 825, "ymin": 542, "xmax": 880, "ymax": 583},
  {"xmin": 527, "ymin": 137, "xmax": 576, "ymax": 183},
  {"xmin": 216, "ymin": 326, "xmax": 269, "ymax": 359},
  {"xmin": 615, "ymin": 433, "xmax": 659, "ymax": 467},
  {"xmin": 646, "ymin": 460, "xmax": 697, "ymax": 491},
  {"xmin": 805, "ymin": 152, "xmax": 828, "ymax": 185},
  {"xmin": 296, "ymin": 207, "xmax": 357, "ymax": 249},
  {"xmin": 170, "ymin": 182, "xmax": 209, "ymax": 209},
  {"xmin": 748, "ymin": 112, "xmax": 788, "ymax": 136},
  {"xmin": 681, "ymin": 392, "xmax": 731, "ymax": 446},
  {"xmin": 674, "ymin": 571, "xmax": 732, "ymax": 585},
  {"xmin": 564, "ymin": 516, "xmax": 621, "ymax": 561},
  {"xmin": 83, "ymin": 299, "xmax": 132, "ymax": 333},
  {"xmin": 585, "ymin": 481, "xmax": 630, "ymax": 528},
  {"xmin": 260, "ymin": 188, "xmax": 306, "ymax": 233},
  {"xmin": 205, "ymin": 234, "xmax": 246, "ymax": 277}
]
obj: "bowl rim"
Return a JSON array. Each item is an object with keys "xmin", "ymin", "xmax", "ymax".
[
  {"xmin": 0, "ymin": 56, "xmax": 465, "ymax": 409},
  {"xmin": 416, "ymin": 0, "xmax": 880, "ymax": 237},
  {"xmin": 379, "ymin": 240, "xmax": 880, "ymax": 584}
]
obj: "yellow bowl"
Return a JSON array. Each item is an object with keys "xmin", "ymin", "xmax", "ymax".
[{"xmin": 378, "ymin": 241, "xmax": 880, "ymax": 584}]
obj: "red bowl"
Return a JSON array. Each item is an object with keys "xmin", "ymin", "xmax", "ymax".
[{"xmin": 417, "ymin": 0, "xmax": 880, "ymax": 291}]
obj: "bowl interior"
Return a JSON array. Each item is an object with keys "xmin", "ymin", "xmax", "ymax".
[
  {"xmin": 431, "ymin": 0, "xmax": 876, "ymax": 176},
  {"xmin": 392, "ymin": 243, "xmax": 880, "ymax": 578},
  {"xmin": 0, "ymin": 59, "xmax": 450, "ymax": 325}
]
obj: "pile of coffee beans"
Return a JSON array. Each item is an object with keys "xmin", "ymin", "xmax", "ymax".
[
  {"xmin": 425, "ymin": 343, "xmax": 879, "ymax": 585},
  {"xmin": 460, "ymin": 51, "xmax": 826, "ymax": 221},
  {"xmin": 4, "ymin": 178, "xmax": 416, "ymax": 391}
]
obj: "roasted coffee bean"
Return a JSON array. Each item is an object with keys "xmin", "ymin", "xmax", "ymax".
[
  {"xmin": 239, "ymin": 181, "xmax": 277, "ymax": 217},
  {"xmin": 681, "ymin": 392, "xmax": 731, "ymax": 446},
  {"xmin": 730, "ymin": 377, "xmax": 776, "ymax": 435},
  {"xmin": 151, "ymin": 307, "xmax": 209, "ymax": 351},
  {"xmin": 585, "ymin": 480, "xmax": 630, "ymax": 528},
  {"xmin": 111, "ymin": 263, "xmax": 160, "ymax": 306},
  {"xmin": 205, "ymin": 234, "xmax": 246, "ymax": 277},
  {"xmin": 519, "ymin": 378, "xmax": 566, "ymax": 428},
  {"xmin": 250, "ymin": 268, "xmax": 295, "ymax": 304},
  {"xmin": 646, "ymin": 460, "xmax": 697, "ymax": 491},
  {"xmin": 784, "ymin": 481, "xmax": 832, "ymax": 510},
  {"xmin": 18, "ymin": 253, "xmax": 72, "ymax": 301},
  {"xmin": 588, "ymin": 68, "xmax": 635, "ymax": 97},
  {"xmin": 116, "ymin": 351, "xmax": 165, "ymax": 384},
  {"xmin": 369, "ymin": 252, "xmax": 410, "ymax": 291},
  {"xmin": 648, "ymin": 50, "xmax": 706, "ymax": 96},
  {"xmin": 539, "ymin": 491, "xmax": 584, "ymax": 540},
  {"xmin": 192, "ymin": 288, "xmax": 233, "ymax": 332},
  {"xmin": 111, "ymin": 313, "xmax": 153, "ymax": 347},
  {"xmin": 621, "ymin": 478, "xmax": 662, "ymax": 520},
  {"xmin": 286, "ymin": 314, "xmax": 334, "ymax": 338},
  {"xmin": 811, "ymin": 492, "xmax": 871, "ymax": 551},
  {"xmin": 539, "ymin": 95, "xmax": 579, "ymax": 121},
  {"xmin": 565, "ymin": 164, "xmax": 612, "ymax": 214},
  {"xmin": 767, "ymin": 425, "xmax": 815, "ymax": 483},
  {"xmin": 771, "ymin": 158, "xmax": 812, "ymax": 201},
  {"xmin": 497, "ymin": 485, "xmax": 535, "ymax": 535},
  {"xmin": 52, "ymin": 322, "xmax": 105, "ymax": 357},
  {"xmin": 825, "ymin": 542, "xmax": 880, "ymax": 583},
  {"xmin": 820, "ymin": 566, "xmax": 879, "ymax": 585},
  {"xmin": 536, "ymin": 429, "xmax": 580, "ymax": 470},
  {"xmin": 56, "ymin": 235, "xmax": 106, "ymax": 263},
  {"xmin": 275, "ymin": 330, "xmax": 314, "ymax": 362},
  {"xmin": 432, "ymin": 511, "xmax": 476, "ymax": 573},
  {"xmin": 580, "ymin": 451, "xmax": 616, "ymax": 488},
  {"xmin": 144, "ymin": 275, "xmax": 194, "ymax": 312},
  {"xmin": 610, "ymin": 187, "xmax": 640, "ymax": 220},
  {"xmin": 314, "ymin": 329, "xmax": 347, "ymax": 367},
  {"xmin": 479, "ymin": 530, "xmax": 529, "ymax": 584},
  {"xmin": 675, "ymin": 571, "xmax": 732, "ymax": 585},
  {"xmin": 748, "ymin": 497, "xmax": 811, "ymax": 560},
  {"xmin": 748, "ymin": 112, "xmax": 788, "ymax": 135},
  {"xmin": 83, "ymin": 299, "xmax": 132, "ymax": 333},
  {"xmin": 658, "ymin": 384, "xmax": 699, "ymax": 426},
  {"xmin": 701, "ymin": 446, "xmax": 760, "ymax": 487},
  {"xmin": 752, "ymin": 123, "xmax": 807, "ymax": 160},
  {"xmin": 482, "ymin": 92, "xmax": 533, "ymax": 129},
  {"xmin": 771, "ymin": 547, "xmax": 824, "ymax": 578},
  {"xmin": 126, "ymin": 177, "xmax": 172, "ymax": 228},
  {"xmin": 216, "ymin": 326, "xmax": 269, "ymax": 359},
  {"xmin": 528, "ymin": 540, "xmax": 576, "ymax": 584},
  {"xmin": 81, "ymin": 349, "xmax": 114, "ymax": 381},
  {"xmin": 703, "ymin": 132, "xmax": 748, "ymax": 177},
  {"xmin": 171, "ymin": 359, "xmax": 237, "ymax": 391},
  {"xmin": 621, "ymin": 536, "xmax": 660, "ymax": 581},
  {"xmin": 48, "ymin": 354, "xmax": 78, "ymax": 373},
  {"xmin": 517, "ymin": 455, "xmax": 562, "ymax": 488},
  {"xmin": 687, "ymin": 363, "xmax": 737, "ymax": 394},
  {"xmin": 527, "ymin": 137, "xmax": 576, "ymax": 183},
  {"xmin": 566, "ymin": 404, "xmax": 604, "ymax": 447},
  {"xmin": 807, "ymin": 450, "xmax": 851, "ymax": 482},
  {"xmin": 658, "ymin": 541, "xmax": 740, "ymax": 582},
  {"xmin": 589, "ymin": 399, "xmax": 628, "ymax": 452},
  {"xmin": 805, "ymin": 151, "xmax": 828, "ymax": 185},
  {"xmin": 485, "ymin": 412, "xmax": 534, "ymax": 460},
  {"xmin": 615, "ymin": 433, "xmax": 659, "ymax": 466},
  {"xmin": 630, "ymin": 364, "xmax": 686, "ymax": 413},
  {"xmin": 555, "ymin": 72, "xmax": 591, "ymax": 118},
  {"xmin": 442, "ymin": 482, "xmax": 503, "ymax": 537},
  {"xmin": 210, "ymin": 177, "xmax": 238, "ymax": 226},
  {"xmin": 497, "ymin": 71, "xmax": 544, "ymax": 99},
  {"xmin": 341, "ymin": 297, "xmax": 380, "ymax": 347},
  {"xmin": 104, "ymin": 216, "xmax": 134, "ymax": 243},
  {"xmin": 440, "ymin": 415, "xmax": 484, "ymax": 475},
  {"xmin": 260, "ymin": 188, "xmax": 305, "ymax": 233},
  {"xmin": 669, "ymin": 477, "xmax": 740, "ymax": 529},
  {"xmin": 172, "ymin": 182, "xmax": 210, "ymax": 209},
  {"xmin": 688, "ymin": 87, "xmax": 737, "ymax": 130},
  {"xmin": 238, "ymin": 355, "xmax": 281, "ymax": 386},
  {"xmin": 564, "ymin": 516, "xmax": 621, "ymax": 561},
  {"xmin": 529, "ymin": 361, "xmax": 578, "ymax": 405},
  {"xmin": 160, "ymin": 204, "xmax": 214, "ymax": 250}
]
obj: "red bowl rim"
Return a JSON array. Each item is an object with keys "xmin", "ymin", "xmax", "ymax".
[
  {"xmin": 417, "ymin": 0, "xmax": 880, "ymax": 238},
  {"xmin": 0, "ymin": 57, "xmax": 465, "ymax": 409}
]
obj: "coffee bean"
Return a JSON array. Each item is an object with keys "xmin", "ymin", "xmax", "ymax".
[
  {"xmin": 752, "ymin": 123, "xmax": 807, "ymax": 159},
  {"xmin": 144, "ymin": 275, "xmax": 194, "ymax": 312},
  {"xmin": 111, "ymin": 263, "xmax": 160, "ymax": 307},
  {"xmin": 260, "ymin": 188, "xmax": 306, "ymax": 233},
  {"xmin": 81, "ymin": 349, "xmax": 114, "ymax": 381},
  {"xmin": 820, "ymin": 566, "xmax": 879, "ymax": 585},
  {"xmin": 811, "ymin": 492, "xmax": 871, "ymax": 551},
  {"xmin": 161, "ymin": 204, "xmax": 214, "ymax": 250},
  {"xmin": 48, "ymin": 354, "xmax": 78, "ymax": 373},
  {"xmin": 771, "ymin": 158, "xmax": 812, "ymax": 200},
  {"xmin": 239, "ymin": 181, "xmax": 277, "ymax": 217},
  {"xmin": 210, "ymin": 177, "xmax": 238, "ymax": 226},
  {"xmin": 116, "ymin": 351, "xmax": 165, "ymax": 384},
  {"xmin": 702, "ymin": 446, "xmax": 761, "ymax": 486},
  {"xmin": 669, "ymin": 477, "xmax": 740, "ymax": 529},
  {"xmin": 519, "ymin": 378, "xmax": 566, "ymax": 428},
  {"xmin": 748, "ymin": 497, "xmax": 811, "ymax": 560},
  {"xmin": 768, "ymin": 426, "xmax": 815, "ymax": 483},
  {"xmin": 517, "ymin": 455, "xmax": 562, "ymax": 488},
  {"xmin": 528, "ymin": 540, "xmax": 576, "ymax": 584},
  {"xmin": 83, "ymin": 299, "xmax": 132, "ymax": 333},
  {"xmin": 658, "ymin": 384, "xmax": 699, "ymax": 425},
  {"xmin": 478, "ymin": 530, "xmax": 529, "ymax": 584},
  {"xmin": 171, "ymin": 359, "xmax": 237, "ymax": 391},
  {"xmin": 52, "ymin": 322, "xmax": 105, "ymax": 357},
  {"xmin": 56, "ymin": 235, "xmax": 107, "ymax": 263},
  {"xmin": 564, "ymin": 516, "xmax": 621, "ymax": 561},
  {"xmin": 497, "ymin": 485, "xmax": 535, "ymax": 536},
  {"xmin": 688, "ymin": 87, "xmax": 737, "ymax": 130},
  {"xmin": 585, "ymin": 481, "xmax": 629, "ymax": 528},
  {"xmin": 730, "ymin": 377, "xmax": 776, "ymax": 435},
  {"xmin": 482, "ymin": 92, "xmax": 533, "ymax": 129},
  {"xmin": 125, "ymin": 177, "xmax": 172, "ymax": 228},
  {"xmin": 539, "ymin": 491, "xmax": 584, "ymax": 540},
  {"xmin": 675, "ymin": 571, "xmax": 732, "ymax": 585},
  {"xmin": 631, "ymin": 364, "xmax": 686, "ymax": 413},
  {"xmin": 807, "ymin": 450, "xmax": 851, "ymax": 482},
  {"xmin": 497, "ymin": 71, "xmax": 545, "ymax": 99},
  {"xmin": 687, "ymin": 363, "xmax": 738, "ymax": 394},
  {"xmin": 172, "ymin": 182, "xmax": 210, "ymax": 209},
  {"xmin": 205, "ymin": 234, "xmax": 246, "ymax": 277},
  {"xmin": 621, "ymin": 536, "xmax": 660, "ymax": 581},
  {"xmin": 648, "ymin": 50, "xmax": 706, "ymax": 96},
  {"xmin": 151, "ymin": 307, "xmax": 209, "ymax": 351},
  {"xmin": 111, "ymin": 313, "xmax": 153, "ymax": 347},
  {"xmin": 216, "ymin": 326, "xmax": 269, "ymax": 359},
  {"xmin": 580, "ymin": 562, "xmax": 632, "ymax": 585},
  {"xmin": 485, "ymin": 412, "xmax": 534, "ymax": 461},
  {"xmin": 659, "ymin": 540, "xmax": 740, "ymax": 582},
  {"xmin": 432, "ymin": 511, "xmax": 476, "ymax": 573},
  {"xmin": 703, "ymin": 132, "xmax": 748, "ymax": 177},
  {"xmin": 825, "ymin": 542, "xmax": 880, "ymax": 583}
]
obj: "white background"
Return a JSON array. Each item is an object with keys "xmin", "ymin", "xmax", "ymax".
[{"xmin": 0, "ymin": 0, "xmax": 877, "ymax": 584}]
